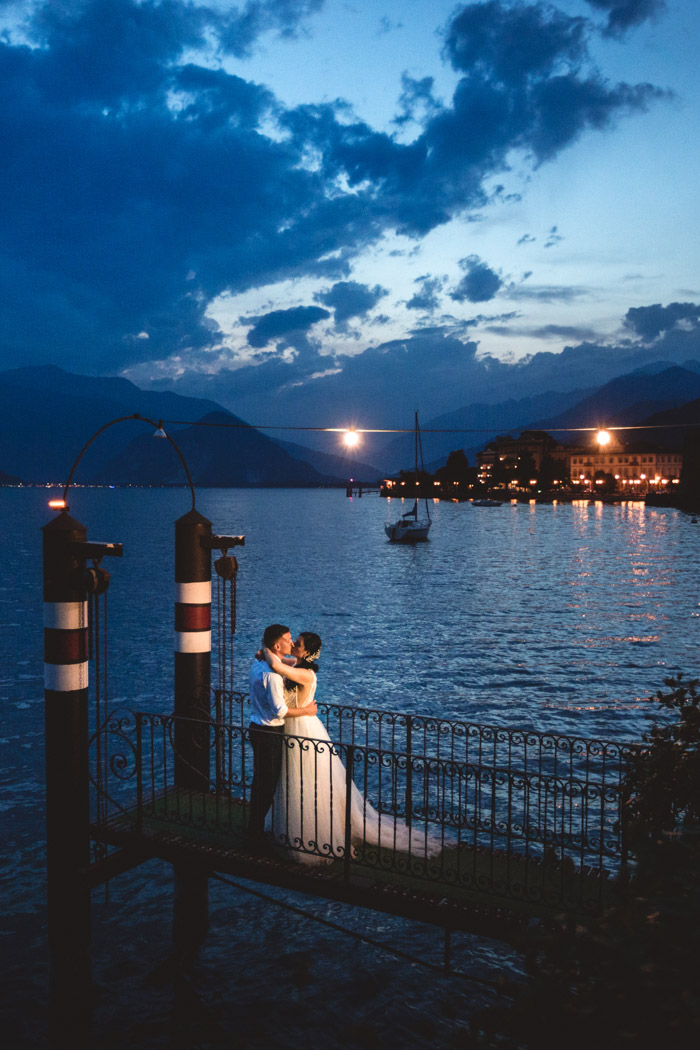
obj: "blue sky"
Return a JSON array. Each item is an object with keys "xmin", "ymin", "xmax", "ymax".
[{"xmin": 1, "ymin": 1, "xmax": 699, "ymax": 433}]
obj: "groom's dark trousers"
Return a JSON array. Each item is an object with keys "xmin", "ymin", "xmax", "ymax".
[{"xmin": 247, "ymin": 723, "xmax": 284, "ymax": 843}]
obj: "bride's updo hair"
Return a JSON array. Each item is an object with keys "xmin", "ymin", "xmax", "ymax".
[{"xmin": 299, "ymin": 631, "xmax": 322, "ymax": 661}]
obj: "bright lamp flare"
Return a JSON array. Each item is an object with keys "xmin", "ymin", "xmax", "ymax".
[
  {"xmin": 343, "ymin": 429, "xmax": 360, "ymax": 448},
  {"xmin": 596, "ymin": 429, "xmax": 612, "ymax": 446}
]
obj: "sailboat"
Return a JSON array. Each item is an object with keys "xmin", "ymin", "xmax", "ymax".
[{"xmin": 385, "ymin": 411, "xmax": 432, "ymax": 543}]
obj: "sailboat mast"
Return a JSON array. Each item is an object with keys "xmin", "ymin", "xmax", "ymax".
[
  {"xmin": 415, "ymin": 409, "xmax": 430, "ymax": 521},
  {"xmin": 414, "ymin": 409, "xmax": 419, "ymax": 476}
]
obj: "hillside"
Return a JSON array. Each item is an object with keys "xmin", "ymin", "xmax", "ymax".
[
  {"xmin": 95, "ymin": 412, "xmax": 337, "ymax": 487},
  {"xmin": 0, "ymin": 367, "xmax": 345, "ymax": 485}
]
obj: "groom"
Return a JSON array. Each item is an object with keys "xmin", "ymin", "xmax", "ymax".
[{"xmin": 245, "ymin": 623, "xmax": 317, "ymax": 853}]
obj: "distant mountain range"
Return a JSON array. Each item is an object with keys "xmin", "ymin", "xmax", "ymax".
[
  {"xmin": 0, "ymin": 366, "xmax": 383, "ymax": 485},
  {"xmin": 419, "ymin": 364, "xmax": 700, "ymax": 472},
  {"xmin": 525, "ymin": 365, "xmax": 700, "ymax": 437},
  {"xmin": 380, "ymin": 387, "xmax": 597, "ymax": 472},
  {"xmin": 1, "ymin": 362, "xmax": 696, "ymax": 485}
]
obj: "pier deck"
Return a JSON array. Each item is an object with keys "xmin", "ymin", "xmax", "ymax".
[{"xmin": 90, "ymin": 786, "xmax": 615, "ymax": 940}]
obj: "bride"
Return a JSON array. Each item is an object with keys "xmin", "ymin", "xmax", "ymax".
[{"xmin": 263, "ymin": 632, "xmax": 443, "ymax": 866}]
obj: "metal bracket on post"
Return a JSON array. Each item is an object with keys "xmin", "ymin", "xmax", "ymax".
[
  {"xmin": 70, "ymin": 542, "xmax": 124, "ymax": 560},
  {"xmin": 201, "ymin": 534, "xmax": 245, "ymax": 552}
]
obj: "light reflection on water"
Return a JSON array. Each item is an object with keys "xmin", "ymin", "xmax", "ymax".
[{"xmin": 1, "ymin": 488, "xmax": 697, "ymax": 1047}]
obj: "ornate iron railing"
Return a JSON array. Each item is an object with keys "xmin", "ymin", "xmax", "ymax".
[
  {"xmin": 209, "ymin": 690, "xmax": 638, "ymax": 859},
  {"xmin": 86, "ymin": 696, "xmax": 644, "ymax": 914}
]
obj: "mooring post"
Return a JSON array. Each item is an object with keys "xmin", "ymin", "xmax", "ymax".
[
  {"xmin": 173, "ymin": 508, "xmax": 213, "ymax": 955},
  {"xmin": 42, "ymin": 509, "xmax": 92, "ymax": 1040}
]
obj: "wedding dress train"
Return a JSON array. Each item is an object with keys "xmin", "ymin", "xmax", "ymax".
[{"xmin": 268, "ymin": 676, "xmax": 443, "ymax": 865}]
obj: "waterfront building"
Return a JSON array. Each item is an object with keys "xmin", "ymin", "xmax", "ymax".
[
  {"xmin": 476, "ymin": 431, "xmax": 569, "ymax": 489},
  {"xmin": 569, "ymin": 444, "xmax": 682, "ymax": 493}
]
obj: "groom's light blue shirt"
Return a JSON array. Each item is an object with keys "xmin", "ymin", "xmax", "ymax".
[{"xmin": 249, "ymin": 658, "xmax": 288, "ymax": 726}]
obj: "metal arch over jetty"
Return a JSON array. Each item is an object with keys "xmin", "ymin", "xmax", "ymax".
[{"xmin": 41, "ymin": 482, "xmax": 639, "ymax": 1043}]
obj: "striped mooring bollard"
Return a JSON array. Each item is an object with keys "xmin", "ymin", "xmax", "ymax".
[
  {"xmin": 42, "ymin": 508, "xmax": 92, "ymax": 1035},
  {"xmin": 173, "ymin": 508, "xmax": 213, "ymax": 954}
]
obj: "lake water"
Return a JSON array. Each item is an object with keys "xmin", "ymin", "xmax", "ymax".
[{"xmin": 1, "ymin": 487, "xmax": 698, "ymax": 1047}]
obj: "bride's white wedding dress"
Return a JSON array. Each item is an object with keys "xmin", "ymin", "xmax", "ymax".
[{"xmin": 268, "ymin": 673, "xmax": 443, "ymax": 865}]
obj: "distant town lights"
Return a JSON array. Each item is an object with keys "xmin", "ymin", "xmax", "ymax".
[{"xmin": 596, "ymin": 429, "xmax": 612, "ymax": 446}]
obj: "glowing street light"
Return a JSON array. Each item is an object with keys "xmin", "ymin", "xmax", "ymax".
[
  {"xmin": 596, "ymin": 429, "xmax": 612, "ymax": 446},
  {"xmin": 343, "ymin": 429, "xmax": 360, "ymax": 448}
]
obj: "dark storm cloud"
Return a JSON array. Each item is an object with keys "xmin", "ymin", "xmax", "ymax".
[
  {"xmin": 0, "ymin": 0, "xmax": 668, "ymax": 378},
  {"xmin": 450, "ymin": 256, "xmax": 503, "ymax": 303},
  {"xmin": 623, "ymin": 302, "xmax": 700, "ymax": 340},
  {"xmin": 314, "ymin": 281, "xmax": 388, "ymax": 324},
  {"xmin": 245, "ymin": 305, "xmax": 330, "ymax": 348},
  {"xmin": 583, "ymin": 1, "xmax": 665, "ymax": 36}
]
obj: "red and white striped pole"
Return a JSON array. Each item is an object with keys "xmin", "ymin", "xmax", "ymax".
[
  {"xmin": 174, "ymin": 507, "xmax": 212, "ymax": 785},
  {"xmin": 173, "ymin": 507, "xmax": 212, "ymax": 953},
  {"xmin": 42, "ymin": 508, "xmax": 91, "ymax": 1035}
]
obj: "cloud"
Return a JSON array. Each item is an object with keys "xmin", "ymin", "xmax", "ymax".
[
  {"xmin": 583, "ymin": 1, "xmax": 665, "ymax": 37},
  {"xmin": 393, "ymin": 73, "xmax": 441, "ymax": 128},
  {"xmin": 544, "ymin": 225, "xmax": 563, "ymax": 248},
  {"xmin": 244, "ymin": 305, "xmax": 330, "ymax": 348},
  {"xmin": 406, "ymin": 276, "xmax": 445, "ymax": 313},
  {"xmin": 179, "ymin": 331, "xmax": 488, "ymax": 429},
  {"xmin": 506, "ymin": 284, "xmax": 590, "ymax": 303},
  {"xmin": 281, "ymin": 1, "xmax": 665, "ymax": 232},
  {"xmin": 529, "ymin": 324, "xmax": 598, "ymax": 340},
  {"xmin": 0, "ymin": 0, "xmax": 669, "ymax": 377},
  {"xmin": 443, "ymin": 1, "xmax": 588, "ymax": 87},
  {"xmin": 314, "ymin": 280, "xmax": 388, "ymax": 324},
  {"xmin": 485, "ymin": 322, "xmax": 599, "ymax": 340},
  {"xmin": 450, "ymin": 255, "xmax": 503, "ymax": 303},
  {"xmin": 216, "ymin": 0, "xmax": 325, "ymax": 58},
  {"xmin": 378, "ymin": 15, "xmax": 402, "ymax": 36},
  {"xmin": 517, "ymin": 233, "xmax": 536, "ymax": 245},
  {"xmin": 623, "ymin": 301, "xmax": 700, "ymax": 340},
  {"xmin": 154, "ymin": 301, "xmax": 700, "ymax": 442}
]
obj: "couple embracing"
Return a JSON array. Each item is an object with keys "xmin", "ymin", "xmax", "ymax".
[{"xmin": 246, "ymin": 623, "xmax": 443, "ymax": 865}]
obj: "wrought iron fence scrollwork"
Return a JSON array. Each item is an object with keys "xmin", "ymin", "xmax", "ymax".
[
  {"xmin": 89, "ymin": 710, "xmax": 139, "ymax": 822},
  {"xmin": 90, "ymin": 700, "xmax": 643, "ymax": 912}
]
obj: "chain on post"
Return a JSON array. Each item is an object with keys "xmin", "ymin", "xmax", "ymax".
[
  {"xmin": 83, "ymin": 561, "xmax": 111, "ymax": 884},
  {"xmin": 214, "ymin": 553, "xmax": 238, "ymax": 699}
]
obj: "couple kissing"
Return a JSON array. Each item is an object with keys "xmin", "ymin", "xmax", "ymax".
[{"xmin": 246, "ymin": 623, "xmax": 443, "ymax": 865}]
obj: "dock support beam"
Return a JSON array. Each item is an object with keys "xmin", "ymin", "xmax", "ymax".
[
  {"xmin": 42, "ymin": 510, "xmax": 92, "ymax": 1041},
  {"xmin": 173, "ymin": 509, "xmax": 213, "ymax": 955}
]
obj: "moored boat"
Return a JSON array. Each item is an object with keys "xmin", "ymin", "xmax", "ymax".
[{"xmin": 385, "ymin": 412, "xmax": 432, "ymax": 543}]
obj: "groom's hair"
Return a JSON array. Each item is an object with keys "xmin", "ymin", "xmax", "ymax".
[{"xmin": 262, "ymin": 623, "xmax": 290, "ymax": 649}]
